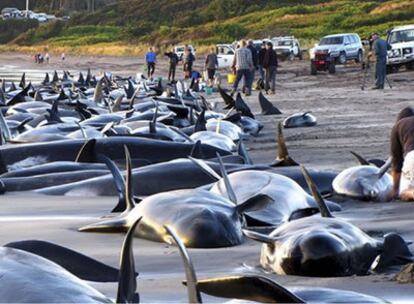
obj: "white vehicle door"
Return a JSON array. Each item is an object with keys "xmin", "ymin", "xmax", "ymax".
[{"xmin": 216, "ymin": 46, "xmax": 235, "ymax": 69}]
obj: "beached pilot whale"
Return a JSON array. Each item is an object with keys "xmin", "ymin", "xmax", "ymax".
[
  {"xmin": 189, "ymin": 157, "xmax": 340, "ymax": 227},
  {"xmin": 163, "ymin": 222, "xmax": 387, "ymax": 304},
  {"xmin": 243, "ymin": 166, "xmax": 413, "ymax": 277},
  {"xmin": 283, "ymin": 112, "xmax": 317, "ymax": 128},
  {"xmin": 333, "ymin": 153, "xmax": 393, "ymax": 201},
  {"xmin": 79, "ymin": 147, "xmax": 273, "ymax": 248},
  {"xmin": 0, "ymin": 218, "xmax": 142, "ymax": 303}
]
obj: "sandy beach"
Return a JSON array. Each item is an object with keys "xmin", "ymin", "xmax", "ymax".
[{"xmin": 0, "ymin": 51, "xmax": 414, "ymax": 302}]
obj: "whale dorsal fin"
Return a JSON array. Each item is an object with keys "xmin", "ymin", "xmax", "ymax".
[
  {"xmin": 216, "ymin": 152, "xmax": 237, "ymax": 204},
  {"xmin": 116, "ymin": 217, "xmax": 142, "ymax": 304},
  {"xmin": 42, "ymin": 73, "xmax": 50, "ymax": 85},
  {"xmin": 237, "ymin": 140, "xmax": 253, "ymax": 165},
  {"xmin": 194, "ymin": 110, "xmax": 206, "ymax": 132},
  {"xmin": 76, "ymin": 122, "xmax": 88, "ymax": 139},
  {"xmin": 271, "ymin": 122, "xmax": 298, "ymax": 167},
  {"xmin": 188, "ymin": 156, "xmax": 221, "ymax": 180},
  {"xmin": 164, "ymin": 225, "xmax": 202, "ymax": 304},
  {"xmin": 218, "ymin": 85, "xmax": 235, "ymax": 109},
  {"xmin": 377, "ymin": 157, "xmax": 392, "ymax": 178},
  {"xmin": 93, "ymin": 79, "xmax": 103, "ymax": 103},
  {"xmin": 0, "ymin": 87, "xmax": 5, "ymax": 105},
  {"xmin": 258, "ymin": 91, "xmax": 282, "ymax": 115},
  {"xmin": 235, "ymin": 92, "xmax": 254, "ymax": 119},
  {"xmin": 194, "ymin": 275, "xmax": 304, "ymax": 303},
  {"xmin": 19, "ymin": 73, "xmax": 26, "ymax": 88},
  {"xmin": 34, "ymin": 89, "xmax": 43, "ymax": 101},
  {"xmin": 149, "ymin": 102, "xmax": 158, "ymax": 134},
  {"xmin": 75, "ymin": 139, "xmax": 96, "ymax": 163},
  {"xmin": 190, "ymin": 140, "xmax": 204, "ymax": 159},
  {"xmin": 124, "ymin": 146, "xmax": 135, "ymax": 212},
  {"xmin": 52, "ymin": 70, "xmax": 59, "ymax": 83},
  {"xmin": 350, "ymin": 151, "xmax": 370, "ymax": 165},
  {"xmin": 301, "ymin": 165, "xmax": 333, "ymax": 218},
  {"xmin": 112, "ymin": 95, "xmax": 123, "ymax": 112},
  {"xmin": 16, "ymin": 117, "xmax": 33, "ymax": 133}
]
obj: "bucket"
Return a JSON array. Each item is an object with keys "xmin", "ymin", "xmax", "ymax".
[
  {"xmin": 205, "ymin": 87, "xmax": 213, "ymax": 95},
  {"xmin": 227, "ymin": 73, "xmax": 236, "ymax": 84}
]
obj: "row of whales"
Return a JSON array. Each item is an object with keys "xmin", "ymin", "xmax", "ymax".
[{"xmin": 0, "ymin": 70, "xmax": 408, "ymax": 304}]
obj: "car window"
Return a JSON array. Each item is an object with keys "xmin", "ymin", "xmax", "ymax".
[
  {"xmin": 389, "ymin": 29, "xmax": 414, "ymax": 44},
  {"xmin": 320, "ymin": 36, "xmax": 344, "ymax": 45}
]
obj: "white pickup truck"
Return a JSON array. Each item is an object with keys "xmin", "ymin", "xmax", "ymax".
[
  {"xmin": 387, "ymin": 25, "xmax": 414, "ymax": 71},
  {"xmin": 216, "ymin": 44, "xmax": 235, "ymax": 69},
  {"xmin": 272, "ymin": 36, "xmax": 303, "ymax": 60}
]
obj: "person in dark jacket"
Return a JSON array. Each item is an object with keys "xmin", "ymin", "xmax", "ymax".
[
  {"xmin": 258, "ymin": 41, "xmax": 267, "ymax": 80},
  {"xmin": 389, "ymin": 107, "xmax": 414, "ymax": 201},
  {"xmin": 183, "ymin": 47, "xmax": 195, "ymax": 79},
  {"xmin": 370, "ymin": 33, "xmax": 388, "ymax": 89},
  {"xmin": 263, "ymin": 41, "xmax": 278, "ymax": 94},
  {"xmin": 246, "ymin": 40, "xmax": 258, "ymax": 93},
  {"xmin": 164, "ymin": 48, "xmax": 180, "ymax": 83},
  {"xmin": 205, "ymin": 47, "xmax": 218, "ymax": 87}
]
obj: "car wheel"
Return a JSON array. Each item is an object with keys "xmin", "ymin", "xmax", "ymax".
[
  {"xmin": 355, "ymin": 50, "xmax": 363, "ymax": 63},
  {"xmin": 310, "ymin": 62, "xmax": 317, "ymax": 75},
  {"xmin": 299, "ymin": 51, "xmax": 304, "ymax": 60},
  {"xmin": 338, "ymin": 52, "xmax": 346, "ymax": 65},
  {"xmin": 406, "ymin": 61, "xmax": 414, "ymax": 70},
  {"xmin": 289, "ymin": 52, "xmax": 295, "ymax": 61},
  {"xmin": 328, "ymin": 62, "xmax": 336, "ymax": 74}
]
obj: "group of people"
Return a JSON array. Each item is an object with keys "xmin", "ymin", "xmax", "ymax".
[
  {"xmin": 231, "ymin": 39, "xmax": 278, "ymax": 96},
  {"xmin": 34, "ymin": 52, "xmax": 50, "ymax": 64},
  {"xmin": 145, "ymin": 46, "xmax": 199, "ymax": 84},
  {"xmin": 32, "ymin": 52, "xmax": 66, "ymax": 64}
]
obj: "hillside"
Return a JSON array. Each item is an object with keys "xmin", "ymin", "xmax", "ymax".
[{"xmin": 1, "ymin": 0, "xmax": 413, "ymax": 56}]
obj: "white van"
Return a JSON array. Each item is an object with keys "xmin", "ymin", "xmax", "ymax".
[
  {"xmin": 387, "ymin": 25, "xmax": 414, "ymax": 71},
  {"xmin": 216, "ymin": 44, "xmax": 235, "ymax": 68}
]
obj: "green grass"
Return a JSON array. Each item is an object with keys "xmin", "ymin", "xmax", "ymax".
[{"xmin": 2, "ymin": 0, "xmax": 414, "ymax": 55}]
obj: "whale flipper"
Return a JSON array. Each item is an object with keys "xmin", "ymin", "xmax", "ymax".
[
  {"xmin": 195, "ymin": 276, "xmax": 304, "ymax": 303},
  {"xmin": 4, "ymin": 240, "xmax": 120, "ymax": 282}
]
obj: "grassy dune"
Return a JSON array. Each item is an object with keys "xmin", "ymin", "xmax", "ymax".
[{"xmin": 1, "ymin": 0, "xmax": 413, "ymax": 56}]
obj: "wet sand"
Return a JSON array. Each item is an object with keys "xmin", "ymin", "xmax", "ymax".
[{"xmin": 1, "ymin": 52, "xmax": 414, "ymax": 302}]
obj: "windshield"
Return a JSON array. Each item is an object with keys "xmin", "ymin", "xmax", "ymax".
[
  {"xmin": 388, "ymin": 29, "xmax": 414, "ymax": 44},
  {"xmin": 319, "ymin": 37, "xmax": 343, "ymax": 45},
  {"xmin": 277, "ymin": 41, "xmax": 293, "ymax": 46},
  {"xmin": 176, "ymin": 47, "xmax": 184, "ymax": 52}
]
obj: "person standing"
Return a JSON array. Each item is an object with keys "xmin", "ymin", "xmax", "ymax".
[
  {"xmin": 247, "ymin": 40, "xmax": 258, "ymax": 93},
  {"xmin": 61, "ymin": 52, "xmax": 65, "ymax": 61},
  {"xmin": 145, "ymin": 47, "xmax": 156, "ymax": 80},
  {"xmin": 370, "ymin": 33, "xmax": 388, "ymax": 90},
  {"xmin": 389, "ymin": 107, "xmax": 414, "ymax": 201},
  {"xmin": 258, "ymin": 41, "xmax": 267, "ymax": 80},
  {"xmin": 44, "ymin": 52, "xmax": 50, "ymax": 64},
  {"xmin": 263, "ymin": 41, "xmax": 278, "ymax": 94},
  {"xmin": 183, "ymin": 47, "xmax": 195, "ymax": 79},
  {"xmin": 205, "ymin": 47, "xmax": 218, "ymax": 87},
  {"xmin": 231, "ymin": 39, "xmax": 254, "ymax": 96},
  {"xmin": 164, "ymin": 48, "xmax": 179, "ymax": 83}
]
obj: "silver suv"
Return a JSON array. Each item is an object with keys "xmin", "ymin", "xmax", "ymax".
[{"xmin": 313, "ymin": 33, "xmax": 364, "ymax": 64}]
